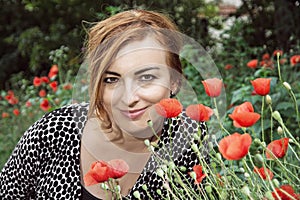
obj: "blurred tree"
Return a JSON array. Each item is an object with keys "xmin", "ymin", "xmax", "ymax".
[
  {"xmin": 233, "ymin": 0, "xmax": 300, "ymax": 52},
  {"xmin": 0, "ymin": 0, "xmax": 220, "ymax": 90}
]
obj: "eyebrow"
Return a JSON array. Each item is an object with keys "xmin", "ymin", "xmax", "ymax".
[
  {"xmin": 105, "ymin": 66, "xmax": 160, "ymax": 76},
  {"xmin": 104, "ymin": 71, "xmax": 121, "ymax": 76},
  {"xmin": 134, "ymin": 66, "xmax": 160, "ymax": 75}
]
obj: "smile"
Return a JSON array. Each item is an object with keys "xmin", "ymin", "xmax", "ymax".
[{"xmin": 120, "ymin": 107, "xmax": 148, "ymax": 120}]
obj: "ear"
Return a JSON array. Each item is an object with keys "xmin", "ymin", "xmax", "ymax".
[{"xmin": 170, "ymin": 79, "xmax": 180, "ymax": 96}]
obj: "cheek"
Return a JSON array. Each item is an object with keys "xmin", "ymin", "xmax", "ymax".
[
  {"xmin": 139, "ymin": 86, "xmax": 170, "ymax": 103},
  {"xmin": 102, "ymin": 89, "xmax": 114, "ymax": 111}
]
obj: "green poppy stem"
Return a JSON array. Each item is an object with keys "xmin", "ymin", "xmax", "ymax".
[
  {"xmin": 261, "ymin": 96, "xmax": 265, "ymax": 142},
  {"xmin": 268, "ymin": 104, "xmax": 274, "ymax": 142},
  {"xmin": 276, "ymin": 53, "xmax": 283, "ymax": 83},
  {"xmin": 213, "ymin": 98, "xmax": 230, "ymax": 135}
]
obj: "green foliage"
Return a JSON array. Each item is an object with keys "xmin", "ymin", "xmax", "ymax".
[{"xmin": 0, "ymin": 1, "xmax": 300, "ymax": 198}]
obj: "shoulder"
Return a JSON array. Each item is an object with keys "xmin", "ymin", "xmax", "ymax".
[
  {"xmin": 22, "ymin": 102, "xmax": 89, "ymax": 148},
  {"xmin": 30, "ymin": 102, "xmax": 89, "ymax": 130}
]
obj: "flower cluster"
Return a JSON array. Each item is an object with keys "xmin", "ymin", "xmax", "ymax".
[
  {"xmin": 1, "ymin": 64, "xmax": 75, "ymax": 119},
  {"xmin": 151, "ymin": 70, "xmax": 299, "ymax": 199}
]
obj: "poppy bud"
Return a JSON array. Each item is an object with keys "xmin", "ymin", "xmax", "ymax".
[
  {"xmin": 283, "ymin": 82, "xmax": 291, "ymax": 90},
  {"xmin": 253, "ymin": 138, "xmax": 261, "ymax": 145},
  {"xmin": 211, "ymin": 162, "xmax": 217, "ymax": 168},
  {"xmin": 277, "ymin": 126, "xmax": 283, "ymax": 134},
  {"xmin": 244, "ymin": 172, "xmax": 250, "ymax": 178},
  {"xmin": 142, "ymin": 184, "xmax": 148, "ymax": 191},
  {"xmin": 264, "ymin": 191, "xmax": 274, "ymax": 200},
  {"xmin": 189, "ymin": 171, "xmax": 197, "ymax": 180},
  {"xmin": 156, "ymin": 189, "xmax": 162, "ymax": 195},
  {"xmin": 254, "ymin": 154, "xmax": 264, "ymax": 164},
  {"xmin": 179, "ymin": 166, "xmax": 186, "ymax": 172},
  {"xmin": 239, "ymin": 168, "xmax": 245, "ymax": 173},
  {"xmin": 133, "ymin": 191, "xmax": 141, "ymax": 199},
  {"xmin": 272, "ymin": 111, "xmax": 283, "ymax": 123},
  {"xmin": 272, "ymin": 178, "xmax": 280, "ymax": 187},
  {"xmin": 147, "ymin": 120, "xmax": 153, "ymax": 127},
  {"xmin": 216, "ymin": 153, "xmax": 222, "ymax": 161},
  {"xmin": 205, "ymin": 185, "xmax": 213, "ymax": 193},
  {"xmin": 266, "ymin": 95, "xmax": 272, "ymax": 105},
  {"xmin": 144, "ymin": 139, "xmax": 150, "ymax": 146},
  {"xmin": 156, "ymin": 168, "xmax": 164, "ymax": 178},
  {"xmin": 241, "ymin": 185, "xmax": 251, "ymax": 196}
]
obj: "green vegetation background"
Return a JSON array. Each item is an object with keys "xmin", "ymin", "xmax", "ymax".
[{"xmin": 0, "ymin": 0, "xmax": 299, "ymax": 169}]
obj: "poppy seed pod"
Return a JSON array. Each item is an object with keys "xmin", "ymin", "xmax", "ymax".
[
  {"xmin": 283, "ymin": 82, "xmax": 291, "ymax": 90},
  {"xmin": 266, "ymin": 95, "xmax": 272, "ymax": 105}
]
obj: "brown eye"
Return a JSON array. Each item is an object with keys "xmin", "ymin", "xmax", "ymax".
[
  {"xmin": 103, "ymin": 77, "xmax": 119, "ymax": 84},
  {"xmin": 139, "ymin": 74, "xmax": 157, "ymax": 82}
]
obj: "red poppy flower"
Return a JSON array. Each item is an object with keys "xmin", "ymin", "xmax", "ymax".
[
  {"xmin": 272, "ymin": 185, "xmax": 300, "ymax": 200},
  {"xmin": 229, "ymin": 102, "xmax": 260, "ymax": 127},
  {"xmin": 189, "ymin": 165, "xmax": 206, "ymax": 184},
  {"xmin": 266, "ymin": 138, "xmax": 289, "ymax": 159},
  {"xmin": 41, "ymin": 76, "xmax": 50, "ymax": 83},
  {"xmin": 25, "ymin": 101, "xmax": 32, "ymax": 107},
  {"xmin": 13, "ymin": 109, "xmax": 20, "ymax": 116},
  {"xmin": 84, "ymin": 159, "xmax": 129, "ymax": 186},
  {"xmin": 155, "ymin": 98, "xmax": 183, "ymax": 118},
  {"xmin": 5, "ymin": 91, "xmax": 19, "ymax": 105},
  {"xmin": 49, "ymin": 81, "xmax": 58, "ymax": 92},
  {"xmin": 224, "ymin": 64, "xmax": 233, "ymax": 70},
  {"xmin": 33, "ymin": 77, "xmax": 42, "ymax": 87},
  {"xmin": 5, "ymin": 90, "xmax": 14, "ymax": 100},
  {"xmin": 48, "ymin": 64, "xmax": 59, "ymax": 79},
  {"xmin": 2, "ymin": 112, "xmax": 9, "ymax": 118},
  {"xmin": 39, "ymin": 89, "xmax": 47, "ymax": 97},
  {"xmin": 63, "ymin": 83, "xmax": 72, "ymax": 90},
  {"xmin": 186, "ymin": 104, "xmax": 213, "ymax": 122},
  {"xmin": 273, "ymin": 50, "xmax": 283, "ymax": 57},
  {"xmin": 290, "ymin": 55, "xmax": 300, "ymax": 66},
  {"xmin": 40, "ymin": 99, "xmax": 51, "ymax": 111},
  {"xmin": 253, "ymin": 166, "xmax": 274, "ymax": 180},
  {"xmin": 218, "ymin": 132, "xmax": 252, "ymax": 160},
  {"xmin": 262, "ymin": 53, "xmax": 270, "ymax": 60},
  {"xmin": 247, "ymin": 59, "xmax": 258, "ymax": 69},
  {"xmin": 250, "ymin": 78, "xmax": 271, "ymax": 96},
  {"xmin": 260, "ymin": 60, "xmax": 274, "ymax": 69},
  {"xmin": 202, "ymin": 78, "xmax": 223, "ymax": 97}
]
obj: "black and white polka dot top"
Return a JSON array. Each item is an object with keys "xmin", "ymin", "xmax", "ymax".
[{"xmin": 0, "ymin": 103, "xmax": 208, "ymax": 199}]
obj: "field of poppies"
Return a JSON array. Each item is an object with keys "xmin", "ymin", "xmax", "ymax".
[{"xmin": 1, "ymin": 45, "xmax": 299, "ymax": 199}]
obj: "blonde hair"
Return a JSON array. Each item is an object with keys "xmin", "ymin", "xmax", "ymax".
[{"xmin": 86, "ymin": 9, "xmax": 182, "ymax": 130}]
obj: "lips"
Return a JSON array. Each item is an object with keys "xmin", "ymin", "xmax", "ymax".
[{"xmin": 120, "ymin": 107, "xmax": 148, "ymax": 120}]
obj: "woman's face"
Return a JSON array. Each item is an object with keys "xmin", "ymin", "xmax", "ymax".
[{"xmin": 102, "ymin": 37, "xmax": 174, "ymax": 138}]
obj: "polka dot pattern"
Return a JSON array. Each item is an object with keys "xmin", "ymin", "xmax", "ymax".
[
  {"xmin": 126, "ymin": 111, "xmax": 209, "ymax": 199},
  {"xmin": 0, "ymin": 103, "xmax": 208, "ymax": 199},
  {"xmin": 0, "ymin": 103, "xmax": 88, "ymax": 199}
]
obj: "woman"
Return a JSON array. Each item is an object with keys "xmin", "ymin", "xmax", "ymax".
[{"xmin": 0, "ymin": 10, "xmax": 208, "ymax": 199}]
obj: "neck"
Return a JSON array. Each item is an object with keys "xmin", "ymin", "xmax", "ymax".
[{"xmin": 107, "ymin": 125, "xmax": 155, "ymax": 153}]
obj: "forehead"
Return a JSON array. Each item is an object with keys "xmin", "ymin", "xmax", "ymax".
[{"xmin": 108, "ymin": 37, "xmax": 169, "ymax": 74}]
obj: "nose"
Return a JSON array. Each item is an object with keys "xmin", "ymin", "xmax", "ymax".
[{"xmin": 121, "ymin": 80, "xmax": 140, "ymax": 107}]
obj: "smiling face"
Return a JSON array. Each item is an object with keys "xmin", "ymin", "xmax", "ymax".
[{"xmin": 102, "ymin": 37, "xmax": 175, "ymax": 138}]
